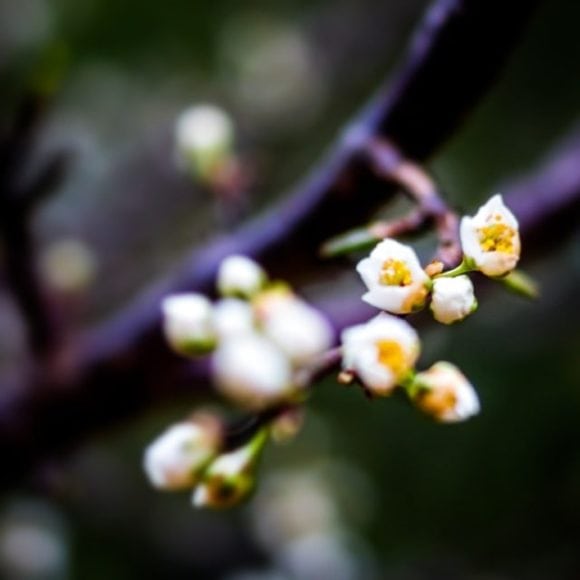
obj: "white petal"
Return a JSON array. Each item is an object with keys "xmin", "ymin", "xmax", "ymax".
[
  {"xmin": 356, "ymin": 239, "xmax": 429, "ymax": 314},
  {"xmin": 217, "ymin": 255, "xmax": 266, "ymax": 298},
  {"xmin": 430, "ymin": 276, "xmax": 476, "ymax": 325},
  {"xmin": 143, "ymin": 423, "xmax": 216, "ymax": 490},
  {"xmin": 162, "ymin": 293, "xmax": 216, "ymax": 353},
  {"xmin": 213, "ymin": 298, "xmax": 255, "ymax": 339},
  {"xmin": 175, "ymin": 104, "xmax": 233, "ymax": 154},
  {"xmin": 213, "ymin": 333, "xmax": 292, "ymax": 409},
  {"xmin": 353, "ymin": 344, "xmax": 397, "ymax": 395},
  {"xmin": 263, "ymin": 299, "xmax": 333, "ymax": 365}
]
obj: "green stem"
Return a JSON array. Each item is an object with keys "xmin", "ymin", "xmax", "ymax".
[{"xmin": 434, "ymin": 257, "xmax": 475, "ymax": 279}]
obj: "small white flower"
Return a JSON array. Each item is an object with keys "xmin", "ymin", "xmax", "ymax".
[
  {"xmin": 412, "ymin": 361, "xmax": 480, "ymax": 423},
  {"xmin": 213, "ymin": 298, "xmax": 255, "ymax": 339},
  {"xmin": 430, "ymin": 275, "xmax": 477, "ymax": 325},
  {"xmin": 175, "ymin": 104, "xmax": 234, "ymax": 178},
  {"xmin": 460, "ymin": 194, "xmax": 521, "ymax": 277},
  {"xmin": 356, "ymin": 239, "xmax": 431, "ymax": 314},
  {"xmin": 262, "ymin": 298, "xmax": 333, "ymax": 365},
  {"xmin": 341, "ymin": 313, "xmax": 420, "ymax": 396},
  {"xmin": 217, "ymin": 255, "xmax": 266, "ymax": 298},
  {"xmin": 143, "ymin": 422, "xmax": 219, "ymax": 490},
  {"xmin": 192, "ymin": 430, "xmax": 267, "ymax": 509},
  {"xmin": 213, "ymin": 333, "xmax": 293, "ymax": 410},
  {"xmin": 162, "ymin": 293, "xmax": 216, "ymax": 355}
]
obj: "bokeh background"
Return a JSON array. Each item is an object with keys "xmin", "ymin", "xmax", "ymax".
[{"xmin": 1, "ymin": 0, "xmax": 580, "ymax": 578}]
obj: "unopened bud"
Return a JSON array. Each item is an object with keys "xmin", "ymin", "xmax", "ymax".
[
  {"xmin": 162, "ymin": 293, "xmax": 217, "ymax": 356},
  {"xmin": 175, "ymin": 104, "xmax": 234, "ymax": 182},
  {"xmin": 217, "ymin": 255, "xmax": 266, "ymax": 299},
  {"xmin": 411, "ymin": 361, "xmax": 480, "ymax": 423},
  {"xmin": 192, "ymin": 429, "xmax": 268, "ymax": 509},
  {"xmin": 144, "ymin": 419, "xmax": 221, "ymax": 490}
]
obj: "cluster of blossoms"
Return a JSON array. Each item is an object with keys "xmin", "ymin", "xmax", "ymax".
[
  {"xmin": 341, "ymin": 194, "xmax": 521, "ymax": 419},
  {"xmin": 144, "ymin": 255, "xmax": 333, "ymax": 507},
  {"xmin": 144, "ymin": 194, "xmax": 522, "ymax": 508}
]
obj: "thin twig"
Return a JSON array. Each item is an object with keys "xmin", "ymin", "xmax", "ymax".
[
  {"xmin": 0, "ymin": 0, "xmax": 540, "ymax": 490},
  {"xmin": 366, "ymin": 138, "xmax": 462, "ymax": 266}
]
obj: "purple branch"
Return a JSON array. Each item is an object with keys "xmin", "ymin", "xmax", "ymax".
[{"xmin": 0, "ymin": 0, "xmax": 543, "ymax": 489}]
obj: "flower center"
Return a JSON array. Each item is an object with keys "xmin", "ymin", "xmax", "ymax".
[
  {"xmin": 376, "ymin": 340, "xmax": 407, "ymax": 378},
  {"xmin": 379, "ymin": 259, "xmax": 412, "ymax": 286},
  {"xmin": 419, "ymin": 386, "xmax": 457, "ymax": 418},
  {"xmin": 478, "ymin": 220, "xmax": 516, "ymax": 254}
]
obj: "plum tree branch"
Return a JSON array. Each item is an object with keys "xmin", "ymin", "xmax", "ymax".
[{"xmin": 0, "ymin": 0, "xmax": 546, "ymax": 489}]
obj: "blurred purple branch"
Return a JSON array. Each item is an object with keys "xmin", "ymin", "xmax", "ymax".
[{"xmin": 0, "ymin": 0, "xmax": 553, "ymax": 488}]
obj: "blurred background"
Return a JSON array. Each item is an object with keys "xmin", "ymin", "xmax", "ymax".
[{"xmin": 1, "ymin": 0, "xmax": 580, "ymax": 578}]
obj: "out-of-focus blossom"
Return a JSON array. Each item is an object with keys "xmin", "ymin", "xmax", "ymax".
[
  {"xmin": 175, "ymin": 104, "xmax": 234, "ymax": 180},
  {"xmin": 162, "ymin": 293, "xmax": 216, "ymax": 356},
  {"xmin": 460, "ymin": 194, "xmax": 520, "ymax": 277},
  {"xmin": 40, "ymin": 238, "xmax": 97, "ymax": 293},
  {"xmin": 213, "ymin": 333, "xmax": 293, "ymax": 410},
  {"xmin": 220, "ymin": 17, "xmax": 325, "ymax": 131},
  {"xmin": 143, "ymin": 420, "xmax": 221, "ymax": 490},
  {"xmin": 356, "ymin": 239, "xmax": 431, "ymax": 314},
  {"xmin": 213, "ymin": 298, "xmax": 255, "ymax": 339},
  {"xmin": 217, "ymin": 255, "xmax": 266, "ymax": 299},
  {"xmin": 341, "ymin": 313, "xmax": 420, "ymax": 396},
  {"xmin": 430, "ymin": 275, "xmax": 477, "ymax": 324},
  {"xmin": 0, "ymin": 500, "xmax": 69, "ymax": 580},
  {"xmin": 262, "ymin": 297, "xmax": 333, "ymax": 365}
]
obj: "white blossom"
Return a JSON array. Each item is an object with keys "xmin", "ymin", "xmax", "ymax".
[
  {"xmin": 341, "ymin": 313, "xmax": 420, "ymax": 396},
  {"xmin": 213, "ymin": 333, "xmax": 293, "ymax": 410},
  {"xmin": 262, "ymin": 297, "xmax": 333, "ymax": 365},
  {"xmin": 175, "ymin": 104, "xmax": 234, "ymax": 177},
  {"xmin": 143, "ymin": 422, "xmax": 219, "ymax": 490},
  {"xmin": 460, "ymin": 194, "xmax": 521, "ymax": 277},
  {"xmin": 356, "ymin": 239, "xmax": 431, "ymax": 314},
  {"xmin": 412, "ymin": 361, "xmax": 480, "ymax": 423},
  {"xmin": 213, "ymin": 298, "xmax": 255, "ymax": 339},
  {"xmin": 162, "ymin": 293, "xmax": 216, "ymax": 355},
  {"xmin": 430, "ymin": 275, "xmax": 477, "ymax": 325},
  {"xmin": 217, "ymin": 255, "xmax": 266, "ymax": 298}
]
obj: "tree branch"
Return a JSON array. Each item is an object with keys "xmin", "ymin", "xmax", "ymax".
[{"xmin": 0, "ymin": 0, "xmax": 543, "ymax": 489}]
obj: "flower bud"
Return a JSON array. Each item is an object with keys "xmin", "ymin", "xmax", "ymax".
[
  {"xmin": 270, "ymin": 407, "xmax": 305, "ymax": 444},
  {"xmin": 356, "ymin": 239, "xmax": 431, "ymax": 314},
  {"xmin": 192, "ymin": 429, "xmax": 268, "ymax": 509},
  {"xmin": 143, "ymin": 419, "xmax": 221, "ymax": 490},
  {"xmin": 430, "ymin": 275, "xmax": 477, "ymax": 325},
  {"xmin": 175, "ymin": 104, "xmax": 234, "ymax": 181},
  {"xmin": 162, "ymin": 293, "xmax": 216, "ymax": 356},
  {"xmin": 213, "ymin": 333, "xmax": 293, "ymax": 410},
  {"xmin": 217, "ymin": 255, "xmax": 266, "ymax": 299},
  {"xmin": 411, "ymin": 362, "xmax": 480, "ymax": 423},
  {"xmin": 213, "ymin": 298, "xmax": 255, "ymax": 340},
  {"xmin": 262, "ymin": 298, "xmax": 333, "ymax": 365},
  {"xmin": 341, "ymin": 313, "xmax": 420, "ymax": 396},
  {"xmin": 460, "ymin": 194, "xmax": 521, "ymax": 277}
]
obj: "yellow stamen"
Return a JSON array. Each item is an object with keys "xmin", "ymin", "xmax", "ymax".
[
  {"xmin": 478, "ymin": 222, "xmax": 515, "ymax": 253},
  {"xmin": 379, "ymin": 259, "xmax": 412, "ymax": 286},
  {"xmin": 376, "ymin": 340, "xmax": 407, "ymax": 379},
  {"xmin": 417, "ymin": 386, "xmax": 457, "ymax": 419}
]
